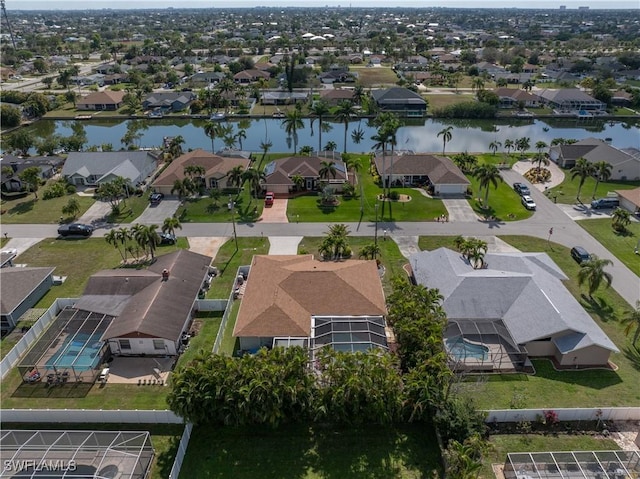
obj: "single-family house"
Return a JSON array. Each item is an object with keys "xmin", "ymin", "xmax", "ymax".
[
  {"xmin": 190, "ymin": 71, "xmax": 226, "ymax": 85},
  {"xmin": 494, "ymin": 88, "xmax": 541, "ymax": 108},
  {"xmin": 410, "ymin": 248, "xmax": 619, "ymax": 371},
  {"xmin": 233, "ymin": 255, "xmax": 388, "ymax": 356},
  {"xmin": 373, "ymin": 152, "xmax": 469, "ymax": 195},
  {"xmin": 616, "ymin": 187, "xmax": 640, "ymax": 215},
  {"xmin": 233, "ymin": 69, "xmax": 271, "ymax": 84},
  {"xmin": 1, "ymin": 267, "xmax": 55, "ymax": 335},
  {"xmin": 142, "ymin": 92, "xmax": 197, "ymax": 112},
  {"xmin": 152, "ymin": 149, "xmax": 251, "ymax": 195},
  {"xmin": 1, "ymin": 155, "xmax": 64, "ymax": 195},
  {"xmin": 72, "ymin": 249, "xmax": 212, "ymax": 356},
  {"xmin": 548, "ymin": 138, "xmax": 640, "ymax": 180},
  {"xmin": 76, "ymin": 90, "xmax": 126, "ymax": 111},
  {"xmin": 537, "ymin": 89, "xmax": 605, "ymax": 112},
  {"xmin": 61, "ymin": 151, "xmax": 160, "ymax": 187},
  {"xmin": 371, "ymin": 88, "xmax": 427, "ymax": 117},
  {"xmin": 262, "ymin": 154, "xmax": 348, "ymax": 194},
  {"xmin": 319, "ymin": 89, "xmax": 356, "ymax": 105},
  {"xmin": 261, "ymin": 91, "xmax": 309, "ymax": 105}
]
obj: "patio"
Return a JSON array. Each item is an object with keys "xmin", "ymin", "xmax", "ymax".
[{"xmin": 106, "ymin": 356, "xmax": 173, "ymax": 385}]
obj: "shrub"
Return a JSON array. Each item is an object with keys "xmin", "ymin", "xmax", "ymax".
[
  {"xmin": 523, "ymin": 167, "xmax": 551, "ymax": 184},
  {"xmin": 42, "ymin": 179, "xmax": 69, "ymax": 200},
  {"xmin": 388, "ymin": 190, "xmax": 400, "ymax": 201},
  {"xmin": 432, "ymin": 101, "xmax": 497, "ymax": 119},
  {"xmin": 342, "ymin": 183, "xmax": 355, "ymax": 198}
]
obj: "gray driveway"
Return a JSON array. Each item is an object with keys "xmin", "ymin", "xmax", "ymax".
[
  {"xmin": 268, "ymin": 236, "xmax": 302, "ymax": 255},
  {"xmin": 134, "ymin": 199, "xmax": 181, "ymax": 224},
  {"xmin": 77, "ymin": 200, "xmax": 112, "ymax": 226},
  {"xmin": 442, "ymin": 198, "xmax": 479, "ymax": 222}
]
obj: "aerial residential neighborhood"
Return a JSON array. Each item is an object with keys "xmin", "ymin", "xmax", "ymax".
[{"xmin": 1, "ymin": 2, "xmax": 640, "ymax": 479}]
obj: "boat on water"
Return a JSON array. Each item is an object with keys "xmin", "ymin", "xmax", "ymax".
[{"xmin": 210, "ymin": 112, "xmax": 226, "ymax": 121}]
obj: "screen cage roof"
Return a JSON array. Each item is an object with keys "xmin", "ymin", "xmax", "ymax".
[
  {"xmin": 0, "ymin": 430, "xmax": 154, "ymax": 479},
  {"xmin": 311, "ymin": 316, "xmax": 388, "ymax": 355}
]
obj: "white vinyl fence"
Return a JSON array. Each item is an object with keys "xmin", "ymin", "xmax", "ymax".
[
  {"xmin": 168, "ymin": 423, "xmax": 193, "ymax": 479},
  {"xmin": 195, "ymin": 299, "xmax": 228, "ymax": 312},
  {"xmin": 0, "ymin": 298, "xmax": 75, "ymax": 381},
  {"xmin": 485, "ymin": 407, "xmax": 640, "ymax": 423},
  {"xmin": 1, "ymin": 408, "xmax": 183, "ymax": 423}
]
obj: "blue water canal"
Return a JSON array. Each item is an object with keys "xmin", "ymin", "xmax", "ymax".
[{"xmin": 24, "ymin": 117, "xmax": 639, "ymax": 153}]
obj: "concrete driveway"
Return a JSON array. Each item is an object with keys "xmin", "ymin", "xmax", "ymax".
[
  {"xmin": 134, "ymin": 199, "xmax": 181, "ymax": 224},
  {"xmin": 442, "ymin": 199, "xmax": 479, "ymax": 222},
  {"xmin": 260, "ymin": 199, "xmax": 289, "ymax": 223},
  {"xmin": 269, "ymin": 236, "xmax": 302, "ymax": 255},
  {"xmin": 77, "ymin": 200, "xmax": 112, "ymax": 226}
]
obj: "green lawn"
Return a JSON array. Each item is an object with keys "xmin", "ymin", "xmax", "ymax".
[
  {"xmin": 466, "ymin": 174, "xmax": 534, "ymax": 221},
  {"xmin": 208, "ymin": 237, "xmax": 270, "ymax": 297},
  {"xmin": 179, "ymin": 423, "xmax": 441, "ymax": 479},
  {"xmin": 480, "ymin": 434, "xmax": 619, "ymax": 479},
  {"xmin": 107, "ymin": 194, "xmax": 151, "ymax": 223},
  {"xmin": 0, "ymin": 423, "xmax": 184, "ymax": 479},
  {"xmin": 298, "ymin": 236, "xmax": 408, "ymax": 295},
  {"xmin": 424, "ymin": 93, "xmax": 475, "ymax": 110},
  {"xmin": 578, "ymin": 218, "xmax": 640, "ymax": 276},
  {"xmin": 350, "ymin": 66, "xmax": 399, "ymax": 87},
  {"xmin": 174, "ymin": 311, "xmax": 223, "ymax": 370},
  {"xmin": 219, "ymin": 300, "xmax": 241, "ymax": 356},
  {"xmin": 175, "ymin": 187, "xmax": 263, "ymax": 223},
  {"xmin": 451, "ymin": 235, "xmax": 640, "ymax": 409},
  {"xmin": 1, "ymin": 193, "xmax": 94, "ymax": 224},
  {"xmin": 548, "ymin": 176, "xmax": 640, "ymax": 205}
]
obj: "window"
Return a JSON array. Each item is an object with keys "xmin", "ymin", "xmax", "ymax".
[
  {"xmin": 153, "ymin": 340, "xmax": 165, "ymax": 351},
  {"xmin": 119, "ymin": 339, "xmax": 131, "ymax": 350}
]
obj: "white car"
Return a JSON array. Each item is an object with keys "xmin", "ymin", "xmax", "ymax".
[{"xmin": 521, "ymin": 195, "xmax": 536, "ymax": 210}]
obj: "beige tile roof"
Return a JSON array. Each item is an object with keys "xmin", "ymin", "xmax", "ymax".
[
  {"xmin": 77, "ymin": 90, "xmax": 125, "ymax": 106},
  {"xmin": 616, "ymin": 187, "xmax": 640, "ymax": 207},
  {"xmin": 152, "ymin": 149, "xmax": 250, "ymax": 187},
  {"xmin": 234, "ymin": 255, "xmax": 387, "ymax": 338}
]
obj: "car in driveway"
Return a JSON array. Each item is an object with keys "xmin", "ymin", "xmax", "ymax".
[
  {"xmin": 159, "ymin": 233, "xmax": 176, "ymax": 245},
  {"xmin": 521, "ymin": 195, "xmax": 536, "ymax": 210},
  {"xmin": 150, "ymin": 193, "xmax": 164, "ymax": 205},
  {"xmin": 513, "ymin": 182, "xmax": 530, "ymax": 196},
  {"xmin": 571, "ymin": 246, "xmax": 591, "ymax": 264},
  {"xmin": 57, "ymin": 223, "xmax": 93, "ymax": 237},
  {"xmin": 591, "ymin": 197, "xmax": 619, "ymax": 209}
]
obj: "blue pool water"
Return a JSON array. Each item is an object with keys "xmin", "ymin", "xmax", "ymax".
[
  {"xmin": 45, "ymin": 333, "xmax": 102, "ymax": 370},
  {"xmin": 445, "ymin": 337, "xmax": 489, "ymax": 361}
]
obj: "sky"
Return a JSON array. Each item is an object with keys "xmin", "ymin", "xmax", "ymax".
[{"xmin": 9, "ymin": 0, "xmax": 640, "ymax": 10}]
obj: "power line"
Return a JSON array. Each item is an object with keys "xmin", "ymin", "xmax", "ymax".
[{"xmin": 1, "ymin": 0, "xmax": 17, "ymax": 50}]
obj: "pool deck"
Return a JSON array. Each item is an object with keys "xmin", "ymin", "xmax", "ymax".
[{"xmin": 106, "ymin": 357, "xmax": 173, "ymax": 385}]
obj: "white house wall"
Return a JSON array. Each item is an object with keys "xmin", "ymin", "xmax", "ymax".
[{"xmin": 108, "ymin": 338, "xmax": 177, "ymax": 356}]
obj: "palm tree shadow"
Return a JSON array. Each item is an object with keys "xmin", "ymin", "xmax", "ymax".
[
  {"xmin": 622, "ymin": 344, "xmax": 640, "ymax": 371},
  {"xmin": 580, "ymin": 295, "xmax": 615, "ymax": 323}
]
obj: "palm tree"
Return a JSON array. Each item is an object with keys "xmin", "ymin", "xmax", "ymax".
[
  {"xmin": 115, "ymin": 227, "xmax": 132, "ymax": 261},
  {"xmin": 291, "ymin": 174, "xmax": 304, "ymax": 192},
  {"xmin": 236, "ymin": 129, "xmax": 247, "ymax": 150},
  {"xmin": 204, "ymin": 121, "xmax": 222, "ymax": 153},
  {"xmin": 351, "ymin": 126, "xmax": 365, "ymax": 146},
  {"xmin": 535, "ymin": 140, "xmax": 548, "ymax": 155},
  {"xmin": 171, "ymin": 179, "xmax": 188, "ymax": 199},
  {"xmin": 162, "ymin": 216, "xmax": 182, "ymax": 236},
  {"xmin": 591, "ymin": 161, "xmax": 612, "ymax": 199},
  {"xmin": 168, "ymin": 135, "xmax": 185, "ymax": 159},
  {"xmin": 132, "ymin": 224, "xmax": 160, "ymax": 260},
  {"xmin": 258, "ymin": 139, "xmax": 272, "ymax": 169},
  {"xmin": 516, "ymin": 137, "xmax": 530, "ymax": 157},
  {"xmin": 473, "ymin": 164, "xmax": 503, "ymax": 208},
  {"xmin": 309, "ymin": 100, "xmax": 330, "ymax": 153},
  {"xmin": 320, "ymin": 223, "xmax": 351, "ymax": 260},
  {"xmin": 611, "ymin": 207, "xmax": 631, "ymax": 232},
  {"xmin": 531, "ymin": 153, "xmax": 550, "ymax": 173},
  {"xmin": 504, "ymin": 139, "xmax": 514, "ymax": 156},
  {"xmin": 622, "ymin": 301, "xmax": 640, "ymax": 345},
  {"xmin": 299, "ymin": 145, "xmax": 313, "ymax": 156},
  {"xmin": 570, "ymin": 158, "xmax": 596, "ymax": 203},
  {"xmin": 358, "ymin": 243, "xmax": 381, "ymax": 260},
  {"xmin": 105, "ymin": 229, "xmax": 126, "ymax": 262},
  {"xmin": 578, "ymin": 254, "xmax": 613, "ymax": 298},
  {"xmin": 437, "ymin": 126, "xmax": 453, "ymax": 155},
  {"xmin": 61, "ymin": 197, "xmax": 80, "ymax": 219},
  {"xmin": 324, "ymin": 141, "xmax": 337, "ymax": 152},
  {"xmin": 281, "ymin": 109, "xmax": 304, "ymax": 154},
  {"xmin": 319, "ymin": 160, "xmax": 337, "ymax": 181},
  {"xmin": 333, "ymin": 100, "xmax": 357, "ymax": 153},
  {"xmin": 242, "ymin": 167, "xmax": 266, "ymax": 198},
  {"xmin": 227, "ymin": 165, "xmax": 245, "ymax": 192},
  {"xmin": 489, "ymin": 140, "xmax": 501, "ymax": 156},
  {"xmin": 256, "ymin": 77, "xmax": 269, "ymax": 115}
]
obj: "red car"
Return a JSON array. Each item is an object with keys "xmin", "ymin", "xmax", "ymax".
[{"xmin": 264, "ymin": 192, "xmax": 274, "ymax": 207}]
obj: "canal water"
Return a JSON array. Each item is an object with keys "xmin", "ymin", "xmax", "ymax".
[{"xmin": 24, "ymin": 117, "xmax": 640, "ymax": 154}]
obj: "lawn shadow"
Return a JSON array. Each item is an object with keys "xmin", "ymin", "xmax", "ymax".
[
  {"xmin": 153, "ymin": 433, "xmax": 182, "ymax": 479},
  {"xmin": 219, "ymin": 248, "xmax": 239, "ymax": 276},
  {"xmin": 8, "ymin": 199, "xmax": 36, "ymax": 215},
  {"xmin": 315, "ymin": 199, "xmax": 337, "ymax": 215},
  {"xmin": 622, "ymin": 344, "xmax": 640, "ymax": 372},
  {"xmin": 12, "ymin": 381, "xmax": 92, "ymax": 399},
  {"xmin": 531, "ymin": 359, "xmax": 623, "ymax": 390},
  {"xmin": 580, "ymin": 295, "xmax": 616, "ymax": 323}
]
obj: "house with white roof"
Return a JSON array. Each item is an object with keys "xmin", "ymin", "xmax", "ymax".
[{"xmin": 61, "ymin": 151, "xmax": 160, "ymax": 187}]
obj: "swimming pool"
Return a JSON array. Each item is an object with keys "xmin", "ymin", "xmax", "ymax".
[
  {"xmin": 445, "ymin": 336, "xmax": 489, "ymax": 361},
  {"xmin": 45, "ymin": 332, "xmax": 102, "ymax": 371}
]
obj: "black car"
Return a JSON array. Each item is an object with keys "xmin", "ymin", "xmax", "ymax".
[
  {"xmin": 159, "ymin": 233, "xmax": 176, "ymax": 245},
  {"xmin": 150, "ymin": 193, "xmax": 164, "ymax": 205},
  {"xmin": 57, "ymin": 223, "xmax": 93, "ymax": 237},
  {"xmin": 571, "ymin": 246, "xmax": 591, "ymax": 264},
  {"xmin": 513, "ymin": 182, "xmax": 530, "ymax": 196}
]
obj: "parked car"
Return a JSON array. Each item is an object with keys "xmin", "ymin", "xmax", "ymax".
[
  {"xmin": 264, "ymin": 191, "xmax": 275, "ymax": 207},
  {"xmin": 159, "ymin": 233, "xmax": 176, "ymax": 245},
  {"xmin": 591, "ymin": 197, "xmax": 619, "ymax": 209},
  {"xmin": 513, "ymin": 182, "xmax": 530, "ymax": 196},
  {"xmin": 150, "ymin": 193, "xmax": 164, "ymax": 205},
  {"xmin": 57, "ymin": 223, "xmax": 93, "ymax": 237},
  {"xmin": 571, "ymin": 246, "xmax": 591, "ymax": 264},
  {"xmin": 521, "ymin": 195, "xmax": 536, "ymax": 210}
]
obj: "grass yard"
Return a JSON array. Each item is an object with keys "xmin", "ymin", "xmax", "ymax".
[
  {"xmin": 476, "ymin": 152, "xmax": 521, "ymax": 168},
  {"xmin": 208, "ymin": 237, "xmax": 270, "ymax": 297},
  {"xmin": 466, "ymin": 174, "xmax": 534, "ymax": 221},
  {"xmin": 219, "ymin": 300, "xmax": 241, "ymax": 356},
  {"xmin": 179, "ymin": 423, "xmax": 441, "ymax": 479},
  {"xmin": 451, "ymin": 235, "xmax": 640, "ymax": 409},
  {"xmin": 479, "ymin": 434, "xmax": 619, "ymax": 479},
  {"xmin": 548, "ymin": 176, "xmax": 640, "ymax": 205},
  {"xmin": 1, "ymin": 193, "xmax": 94, "ymax": 224},
  {"xmin": 106, "ymin": 194, "xmax": 151, "ymax": 223},
  {"xmin": 0, "ymin": 423, "xmax": 184, "ymax": 479},
  {"xmin": 350, "ymin": 66, "xmax": 399, "ymax": 87},
  {"xmin": 298, "ymin": 236, "xmax": 408, "ymax": 294},
  {"xmin": 424, "ymin": 93, "xmax": 474, "ymax": 111},
  {"xmin": 174, "ymin": 311, "xmax": 223, "ymax": 369},
  {"xmin": 175, "ymin": 187, "xmax": 263, "ymax": 223},
  {"xmin": 578, "ymin": 218, "xmax": 640, "ymax": 276}
]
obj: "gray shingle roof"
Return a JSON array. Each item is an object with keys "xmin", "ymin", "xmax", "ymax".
[
  {"xmin": 410, "ymin": 248, "xmax": 618, "ymax": 354},
  {"xmin": 61, "ymin": 151, "xmax": 159, "ymax": 181},
  {"xmin": 0, "ymin": 267, "xmax": 55, "ymax": 315}
]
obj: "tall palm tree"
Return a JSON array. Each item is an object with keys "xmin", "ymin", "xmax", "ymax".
[
  {"xmin": 105, "ymin": 229, "xmax": 125, "ymax": 262},
  {"xmin": 171, "ymin": 179, "xmax": 187, "ymax": 199},
  {"xmin": 236, "ymin": 129, "xmax": 247, "ymax": 150},
  {"xmin": 516, "ymin": 137, "xmax": 530, "ymax": 157},
  {"xmin": 203, "ymin": 120, "xmax": 222, "ymax": 153},
  {"xmin": 319, "ymin": 160, "xmax": 337, "ymax": 181},
  {"xmin": 578, "ymin": 254, "xmax": 613, "ymax": 298},
  {"xmin": 333, "ymin": 100, "xmax": 357, "ymax": 153},
  {"xmin": 471, "ymin": 77, "xmax": 485, "ymax": 92},
  {"xmin": 281, "ymin": 109, "xmax": 304, "ymax": 154},
  {"xmin": 437, "ymin": 126, "xmax": 453, "ymax": 155},
  {"xmin": 488, "ymin": 140, "xmax": 501, "ymax": 156},
  {"xmin": 531, "ymin": 153, "xmax": 550, "ymax": 173},
  {"xmin": 256, "ymin": 77, "xmax": 269, "ymax": 115},
  {"xmin": 622, "ymin": 301, "xmax": 640, "ymax": 345},
  {"xmin": 227, "ymin": 165, "xmax": 245, "ymax": 192},
  {"xmin": 591, "ymin": 161, "xmax": 612, "ymax": 199},
  {"xmin": 242, "ymin": 167, "xmax": 266, "ymax": 198},
  {"xmin": 168, "ymin": 135, "xmax": 185, "ymax": 159},
  {"xmin": 504, "ymin": 139, "xmax": 514, "ymax": 156},
  {"xmin": 371, "ymin": 130, "xmax": 388, "ymax": 191},
  {"xmin": 162, "ymin": 216, "xmax": 182, "ymax": 236},
  {"xmin": 535, "ymin": 140, "xmax": 548, "ymax": 155},
  {"xmin": 570, "ymin": 157, "xmax": 596, "ymax": 203},
  {"xmin": 132, "ymin": 224, "xmax": 160, "ymax": 260},
  {"xmin": 115, "ymin": 227, "xmax": 131, "ymax": 261},
  {"xmin": 309, "ymin": 100, "xmax": 330, "ymax": 153},
  {"xmin": 351, "ymin": 126, "xmax": 365, "ymax": 146},
  {"xmin": 473, "ymin": 164, "xmax": 504, "ymax": 208},
  {"xmin": 258, "ymin": 139, "xmax": 272, "ymax": 170}
]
